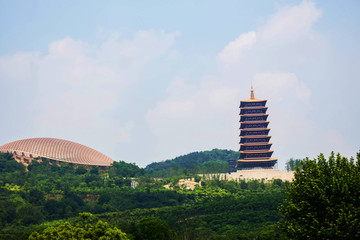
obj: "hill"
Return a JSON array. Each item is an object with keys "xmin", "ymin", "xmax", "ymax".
[{"xmin": 145, "ymin": 149, "xmax": 238, "ymax": 177}]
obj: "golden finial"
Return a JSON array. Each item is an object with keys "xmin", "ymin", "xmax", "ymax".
[{"xmin": 250, "ymin": 84, "xmax": 255, "ymax": 99}]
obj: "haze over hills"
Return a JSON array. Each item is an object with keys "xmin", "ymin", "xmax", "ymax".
[{"xmin": 145, "ymin": 149, "xmax": 238, "ymax": 177}]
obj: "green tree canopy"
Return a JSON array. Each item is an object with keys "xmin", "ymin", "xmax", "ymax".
[
  {"xmin": 145, "ymin": 149, "xmax": 238, "ymax": 177},
  {"xmin": 138, "ymin": 217, "xmax": 171, "ymax": 240},
  {"xmin": 0, "ymin": 153, "xmax": 25, "ymax": 173},
  {"xmin": 109, "ymin": 161, "xmax": 144, "ymax": 178},
  {"xmin": 28, "ymin": 220, "xmax": 129, "ymax": 240},
  {"xmin": 279, "ymin": 152, "xmax": 360, "ymax": 239}
]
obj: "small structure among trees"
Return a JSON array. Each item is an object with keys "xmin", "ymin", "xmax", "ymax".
[{"xmin": 228, "ymin": 156, "xmax": 237, "ymax": 173}]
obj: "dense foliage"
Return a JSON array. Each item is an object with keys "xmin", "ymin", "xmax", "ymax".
[
  {"xmin": 28, "ymin": 220, "xmax": 129, "ymax": 240},
  {"xmin": 3, "ymin": 146, "xmax": 359, "ymax": 239},
  {"xmin": 0, "ymin": 152, "xmax": 289, "ymax": 239},
  {"xmin": 145, "ymin": 149, "xmax": 238, "ymax": 177},
  {"xmin": 279, "ymin": 152, "xmax": 360, "ymax": 239}
]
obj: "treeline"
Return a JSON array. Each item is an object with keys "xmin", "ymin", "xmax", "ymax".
[
  {"xmin": 145, "ymin": 149, "xmax": 238, "ymax": 177},
  {"xmin": 285, "ymin": 158, "xmax": 303, "ymax": 171}
]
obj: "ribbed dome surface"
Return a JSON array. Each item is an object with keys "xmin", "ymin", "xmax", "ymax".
[{"xmin": 0, "ymin": 138, "xmax": 114, "ymax": 166}]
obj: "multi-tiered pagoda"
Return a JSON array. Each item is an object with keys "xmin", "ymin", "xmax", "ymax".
[{"xmin": 237, "ymin": 86, "xmax": 277, "ymax": 169}]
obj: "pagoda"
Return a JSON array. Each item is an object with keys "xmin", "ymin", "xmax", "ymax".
[
  {"xmin": 228, "ymin": 157, "xmax": 237, "ymax": 174},
  {"xmin": 237, "ymin": 86, "xmax": 277, "ymax": 169}
]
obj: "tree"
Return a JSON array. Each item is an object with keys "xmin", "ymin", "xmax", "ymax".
[
  {"xmin": 75, "ymin": 165, "xmax": 88, "ymax": 175},
  {"xmin": 285, "ymin": 158, "xmax": 303, "ymax": 171},
  {"xmin": 16, "ymin": 204, "xmax": 44, "ymax": 225},
  {"xmin": 109, "ymin": 161, "xmax": 144, "ymax": 178},
  {"xmin": 279, "ymin": 152, "xmax": 360, "ymax": 239},
  {"xmin": 90, "ymin": 167, "xmax": 99, "ymax": 175},
  {"xmin": 28, "ymin": 189, "xmax": 45, "ymax": 205},
  {"xmin": 138, "ymin": 217, "xmax": 171, "ymax": 240},
  {"xmin": 28, "ymin": 220, "xmax": 129, "ymax": 240},
  {"xmin": 0, "ymin": 152, "xmax": 25, "ymax": 173}
]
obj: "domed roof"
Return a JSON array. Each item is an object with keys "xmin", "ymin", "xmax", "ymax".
[{"xmin": 0, "ymin": 138, "xmax": 114, "ymax": 166}]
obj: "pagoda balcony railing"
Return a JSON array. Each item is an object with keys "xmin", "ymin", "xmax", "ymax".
[
  {"xmin": 240, "ymin": 142, "xmax": 272, "ymax": 145},
  {"xmin": 240, "ymin": 150, "xmax": 273, "ymax": 153},
  {"xmin": 239, "ymin": 127, "xmax": 269, "ymax": 131},
  {"xmin": 239, "ymin": 134, "xmax": 270, "ymax": 137},
  {"xmin": 240, "ymin": 106, "xmax": 268, "ymax": 109},
  {"xmin": 240, "ymin": 127, "xmax": 269, "ymax": 129},
  {"xmin": 239, "ymin": 119, "xmax": 268, "ymax": 122},
  {"xmin": 240, "ymin": 117, "xmax": 269, "ymax": 121},
  {"xmin": 239, "ymin": 149, "xmax": 271, "ymax": 152},
  {"xmin": 239, "ymin": 113, "xmax": 268, "ymax": 116},
  {"xmin": 240, "ymin": 157, "xmax": 273, "ymax": 160}
]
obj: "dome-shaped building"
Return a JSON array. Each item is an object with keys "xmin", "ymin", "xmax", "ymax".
[{"xmin": 0, "ymin": 138, "xmax": 114, "ymax": 167}]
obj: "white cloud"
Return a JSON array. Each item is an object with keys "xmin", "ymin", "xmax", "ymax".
[
  {"xmin": 217, "ymin": 31, "xmax": 256, "ymax": 66},
  {"xmin": 98, "ymin": 30, "xmax": 179, "ymax": 71},
  {"xmin": 0, "ymin": 30, "xmax": 177, "ymax": 160},
  {"xmin": 166, "ymin": 77, "xmax": 195, "ymax": 98},
  {"xmin": 259, "ymin": 0, "xmax": 322, "ymax": 41},
  {"xmin": 253, "ymin": 72, "xmax": 311, "ymax": 103},
  {"xmin": 147, "ymin": 98, "xmax": 196, "ymax": 121},
  {"xmin": 0, "ymin": 52, "xmax": 39, "ymax": 84}
]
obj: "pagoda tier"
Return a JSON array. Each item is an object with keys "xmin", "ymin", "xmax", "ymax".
[
  {"xmin": 240, "ymin": 100, "xmax": 266, "ymax": 108},
  {"xmin": 240, "ymin": 136, "xmax": 271, "ymax": 144},
  {"xmin": 237, "ymin": 159, "xmax": 278, "ymax": 169},
  {"xmin": 237, "ymin": 86, "xmax": 277, "ymax": 169},
  {"xmin": 240, "ymin": 107, "xmax": 268, "ymax": 115},
  {"xmin": 240, "ymin": 128, "xmax": 270, "ymax": 136},
  {"xmin": 240, "ymin": 150, "xmax": 274, "ymax": 159},
  {"xmin": 240, "ymin": 143, "xmax": 272, "ymax": 151},
  {"xmin": 240, "ymin": 114, "xmax": 268, "ymax": 122},
  {"xmin": 240, "ymin": 121, "xmax": 269, "ymax": 129}
]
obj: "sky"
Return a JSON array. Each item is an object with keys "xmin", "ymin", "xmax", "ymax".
[{"xmin": 0, "ymin": 0, "xmax": 359, "ymax": 169}]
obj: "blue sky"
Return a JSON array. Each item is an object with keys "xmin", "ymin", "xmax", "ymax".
[{"xmin": 0, "ymin": 0, "xmax": 359, "ymax": 168}]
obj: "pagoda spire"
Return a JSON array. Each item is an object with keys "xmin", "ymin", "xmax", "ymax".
[{"xmin": 250, "ymin": 84, "xmax": 255, "ymax": 99}]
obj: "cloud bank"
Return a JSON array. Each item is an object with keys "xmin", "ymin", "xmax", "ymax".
[{"xmin": 0, "ymin": 30, "xmax": 178, "ymax": 159}]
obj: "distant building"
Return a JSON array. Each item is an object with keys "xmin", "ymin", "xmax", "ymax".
[
  {"xmin": 238, "ymin": 86, "xmax": 277, "ymax": 169},
  {"xmin": 228, "ymin": 157, "xmax": 237, "ymax": 173},
  {"xmin": 131, "ymin": 181, "xmax": 138, "ymax": 188},
  {"xmin": 0, "ymin": 137, "xmax": 114, "ymax": 167}
]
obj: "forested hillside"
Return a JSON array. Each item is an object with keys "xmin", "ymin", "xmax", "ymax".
[
  {"xmin": 146, "ymin": 149, "xmax": 238, "ymax": 177},
  {"xmin": 0, "ymin": 152, "xmax": 288, "ymax": 239}
]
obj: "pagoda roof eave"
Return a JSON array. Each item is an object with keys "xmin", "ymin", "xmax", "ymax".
[
  {"xmin": 240, "ymin": 128, "xmax": 270, "ymax": 131},
  {"xmin": 238, "ymin": 158, "xmax": 277, "ymax": 162},
  {"xmin": 240, "ymin": 106, "xmax": 268, "ymax": 110},
  {"xmin": 240, "ymin": 114, "xmax": 268, "ymax": 117},
  {"xmin": 240, "ymin": 121, "xmax": 270, "ymax": 124},
  {"xmin": 240, "ymin": 143, "xmax": 272, "ymax": 146},
  {"xmin": 241, "ymin": 135, "xmax": 271, "ymax": 138},
  {"xmin": 240, "ymin": 99, "xmax": 267, "ymax": 103},
  {"xmin": 240, "ymin": 150, "xmax": 274, "ymax": 154},
  {"xmin": 239, "ymin": 142, "xmax": 271, "ymax": 145}
]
